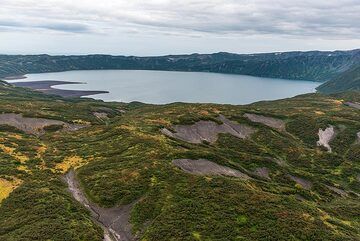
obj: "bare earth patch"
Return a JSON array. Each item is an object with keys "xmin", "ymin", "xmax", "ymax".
[
  {"xmin": 344, "ymin": 102, "xmax": 360, "ymax": 110},
  {"xmin": 244, "ymin": 113, "xmax": 286, "ymax": 131},
  {"xmin": 253, "ymin": 167, "xmax": 270, "ymax": 180},
  {"xmin": 161, "ymin": 115, "xmax": 255, "ymax": 144},
  {"xmin": 317, "ymin": 125, "xmax": 335, "ymax": 152},
  {"xmin": 288, "ymin": 175, "xmax": 312, "ymax": 190},
  {"xmin": 93, "ymin": 112, "xmax": 109, "ymax": 120},
  {"xmin": 64, "ymin": 170, "xmax": 135, "ymax": 241},
  {"xmin": 172, "ymin": 159, "xmax": 250, "ymax": 180},
  {"xmin": 0, "ymin": 113, "xmax": 86, "ymax": 136},
  {"xmin": 325, "ymin": 185, "xmax": 348, "ymax": 197}
]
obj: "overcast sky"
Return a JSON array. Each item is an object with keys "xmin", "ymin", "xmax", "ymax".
[{"xmin": 0, "ymin": 0, "xmax": 359, "ymax": 55}]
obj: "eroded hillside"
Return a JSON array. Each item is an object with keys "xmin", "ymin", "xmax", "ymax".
[{"xmin": 0, "ymin": 84, "xmax": 359, "ymax": 240}]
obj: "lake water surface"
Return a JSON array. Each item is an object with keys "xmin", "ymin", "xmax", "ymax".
[{"xmin": 17, "ymin": 70, "xmax": 319, "ymax": 104}]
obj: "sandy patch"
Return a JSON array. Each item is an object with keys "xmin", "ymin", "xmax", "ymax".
[
  {"xmin": 172, "ymin": 159, "xmax": 250, "ymax": 180},
  {"xmin": 0, "ymin": 177, "xmax": 22, "ymax": 203},
  {"xmin": 288, "ymin": 175, "xmax": 312, "ymax": 190},
  {"xmin": 317, "ymin": 125, "xmax": 335, "ymax": 152},
  {"xmin": 0, "ymin": 113, "xmax": 86, "ymax": 136},
  {"xmin": 244, "ymin": 113, "xmax": 285, "ymax": 131},
  {"xmin": 161, "ymin": 115, "xmax": 255, "ymax": 144}
]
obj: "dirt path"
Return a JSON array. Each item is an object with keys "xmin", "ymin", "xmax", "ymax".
[{"xmin": 64, "ymin": 170, "xmax": 135, "ymax": 241}]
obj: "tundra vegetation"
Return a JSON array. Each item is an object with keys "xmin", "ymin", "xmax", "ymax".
[{"xmin": 0, "ymin": 83, "xmax": 359, "ymax": 240}]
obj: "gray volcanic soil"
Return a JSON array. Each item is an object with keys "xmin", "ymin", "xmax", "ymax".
[
  {"xmin": 345, "ymin": 102, "xmax": 360, "ymax": 109},
  {"xmin": 0, "ymin": 113, "xmax": 85, "ymax": 135},
  {"xmin": 325, "ymin": 185, "xmax": 348, "ymax": 197},
  {"xmin": 161, "ymin": 115, "xmax": 255, "ymax": 144},
  {"xmin": 12, "ymin": 81, "xmax": 108, "ymax": 98},
  {"xmin": 172, "ymin": 159, "xmax": 250, "ymax": 180},
  {"xmin": 288, "ymin": 175, "xmax": 312, "ymax": 190},
  {"xmin": 244, "ymin": 113, "xmax": 286, "ymax": 131},
  {"xmin": 317, "ymin": 125, "xmax": 335, "ymax": 152},
  {"xmin": 253, "ymin": 167, "xmax": 271, "ymax": 180},
  {"xmin": 64, "ymin": 170, "xmax": 135, "ymax": 241}
]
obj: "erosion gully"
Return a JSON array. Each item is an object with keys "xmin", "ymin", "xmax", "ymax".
[{"xmin": 64, "ymin": 169, "xmax": 135, "ymax": 241}]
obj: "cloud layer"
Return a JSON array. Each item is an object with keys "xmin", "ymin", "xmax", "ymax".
[{"xmin": 1, "ymin": 0, "xmax": 359, "ymax": 39}]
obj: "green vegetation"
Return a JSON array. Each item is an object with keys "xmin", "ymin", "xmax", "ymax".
[
  {"xmin": 0, "ymin": 49, "xmax": 359, "ymax": 81},
  {"xmin": 317, "ymin": 64, "xmax": 360, "ymax": 94},
  {"xmin": 0, "ymin": 84, "xmax": 359, "ymax": 240}
]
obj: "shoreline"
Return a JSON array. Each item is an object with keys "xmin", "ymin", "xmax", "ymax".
[
  {"xmin": 11, "ymin": 80, "xmax": 109, "ymax": 98},
  {"xmin": 4, "ymin": 75, "xmax": 27, "ymax": 80}
]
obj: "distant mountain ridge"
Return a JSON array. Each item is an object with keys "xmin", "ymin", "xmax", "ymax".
[{"xmin": 1, "ymin": 49, "xmax": 359, "ymax": 82}]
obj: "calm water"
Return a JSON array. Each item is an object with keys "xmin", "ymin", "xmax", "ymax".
[{"xmin": 17, "ymin": 70, "xmax": 319, "ymax": 104}]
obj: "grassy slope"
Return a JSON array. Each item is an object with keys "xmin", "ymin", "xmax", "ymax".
[
  {"xmin": 317, "ymin": 65, "xmax": 360, "ymax": 94},
  {"xmin": 0, "ymin": 85, "xmax": 359, "ymax": 240}
]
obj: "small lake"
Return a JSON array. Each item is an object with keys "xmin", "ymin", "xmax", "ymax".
[{"xmin": 16, "ymin": 70, "xmax": 319, "ymax": 104}]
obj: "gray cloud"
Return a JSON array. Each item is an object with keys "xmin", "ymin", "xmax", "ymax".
[
  {"xmin": 35, "ymin": 23, "xmax": 91, "ymax": 33},
  {"xmin": 0, "ymin": 0, "xmax": 359, "ymax": 39},
  {"xmin": 0, "ymin": 19, "xmax": 90, "ymax": 33},
  {"xmin": 0, "ymin": 0, "xmax": 360, "ymax": 50}
]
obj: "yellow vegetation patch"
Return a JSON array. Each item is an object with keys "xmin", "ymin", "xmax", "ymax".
[
  {"xmin": 314, "ymin": 111, "xmax": 325, "ymax": 115},
  {"xmin": 302, "ymin": 213, "xmax": 315, "ymax": 222},
  {"xmin": 36, "ymin": 144, "xmax": 47, "ymax": 159},
  {"xmin": 72, "ymin": 119, "xmax": 91, "ymax": 125},
  {"xmin": 145, "ymin": 118, "xmax": 171, "ymax": 126},
  {"xmin": 210, "ymin": 108, "xmax": 221, "ymax": 114},
  {"xmin": 17, "ymin": 165, "xmax": 31, "ymax": 173},
  {"xmin": 318, "ymin": 209, "xmax": 337, "ymax": 229},
  {"xmin": 55, "ymin": 156, "xmax": 87, "ymax": 173},
  {"xmin": 7, "ymin": 134, "xmax": 22, "ymax": 140},
  {"xmin": 118, "ymin": 124, "xmax": 137, "ymax": 131},
  {"xmin": 0, "ymin": 144, "xmax": 15, "ymax": 154},
  {"xmin": 0, "ymin": 144, "xmax": 29, "ymax": 163},
  {"xmin": 332, "ymin": 100, "xmax": 343, "ymax": 105},
  {"xmin": 0, "ymin": 177, "xmax": 22, "ymax": 203},
  {"xmin": 198, "ymin": 110, "xmax": 209, "ymax": 116}
]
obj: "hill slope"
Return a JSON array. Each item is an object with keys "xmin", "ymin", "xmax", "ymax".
[
  {"xmin": 317, "ymin": 65, "xmax": 360, "ymax": 93},
  {"xmin": 1, "ymin": 49, "xmax": 359, "ymax": 81},
  {"xmin": 0, "ymin": 85, "xmax": 359, "ymax": 240}
]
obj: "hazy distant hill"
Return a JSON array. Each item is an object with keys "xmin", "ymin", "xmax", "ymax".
[
  {"xmin": 1, "ymin": 49, "xmax": 359, "ymax": 82},
  {"xmin": 317, "ymin": 64, "xmax": 360, "ymax": 93}
]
